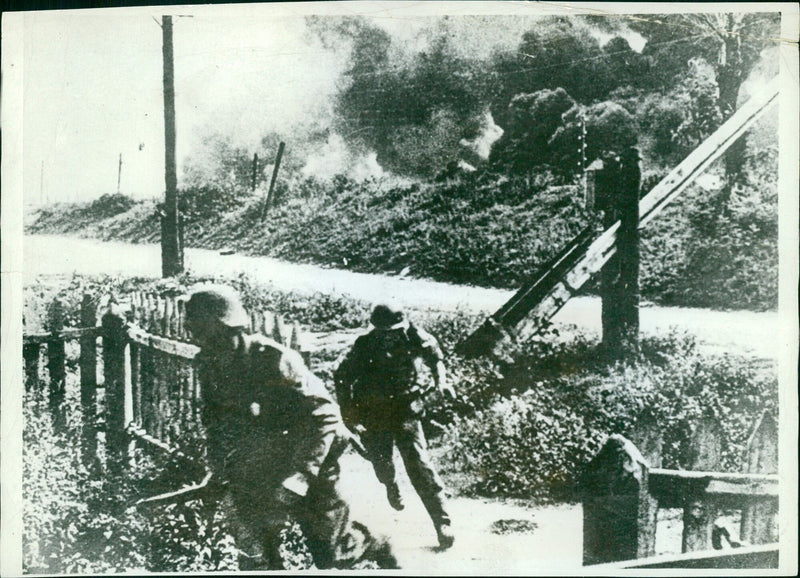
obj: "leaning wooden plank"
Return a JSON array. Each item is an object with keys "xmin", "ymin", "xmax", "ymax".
[
  {"xmin": 127, "ymin": 325, "xmax": 200, "ymax": 360},
  {"xmin": 589, "ymin": 543, "xmax": 779, "ymax": 569}
]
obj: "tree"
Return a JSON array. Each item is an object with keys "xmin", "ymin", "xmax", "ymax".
[
  {"xmin": 488, "ymin": 16, "xmax": 638, "ymax": 124},
  {"xmin": 629, "ymin": 13, "xmax": 779, "ymax": 204}
]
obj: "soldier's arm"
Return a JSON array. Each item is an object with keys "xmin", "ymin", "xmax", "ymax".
[
  {"xmin": 414, "ymin": 326, "xmax": 455, "ymax": 398},
  {"xmin": 332, "ymin": 339, "xmax": 363, "ymax": 428},
  {"xmin": 276, "ymin": 349, "xmax": 342, "ymax": 497}
]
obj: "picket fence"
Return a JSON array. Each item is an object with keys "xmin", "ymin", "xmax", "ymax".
[{"xmin": 23, "ymin": 293, "xmax": 306, "ymax": 466}]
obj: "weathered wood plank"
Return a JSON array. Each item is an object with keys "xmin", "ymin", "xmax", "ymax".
[
  {"xmin": 741, "ymin": 412, "xmax": 778, "ymax": 545},
  {"xmin": 24, "ymin": 326, "xmax": 102, "ymax": 344},
  {"xmin": 630, "ymin": 409, "xmax": 662, "ymax": 468},
  {"xmin": 79, "ymin": 294, "xmax": 98, "ymax": 467},
  {"xmin": 589, "ymin": 543, "xmax": 779, "ymax": 569},
  {"xmin": 141, "ymin": 346, "xmax": 155, "ymax": 437},
  {"xmin": 130, "ymin": 342, "xmax": 142, "ymax": 426},
  {"xmin": 163, "ymin": 297, "xmax": 174, "ymax": 338},
  {"xmin": 45, "ymin": 298, "xmax": 67, "ymax": 404},
  {"xmin": 128, "ymin": 424, "xmax": 176, "ymax": 454},
  {"xmin": 23, "ymin": 342, "xmax": 40, "ymax": 390},
  {"xmin": 649, "ymin": 470, "xmax": 779, "ymax": 508},
  {"xmin": 102, "ymin": 306, "xmax": 129, "ymax": 460},
  {"xmin": 683, "ymin": 416, "xmax": 722, "ymax": 553},
  {"xmin": 127, "ymin": 325, "xmax": 200, "ymax": 360}
]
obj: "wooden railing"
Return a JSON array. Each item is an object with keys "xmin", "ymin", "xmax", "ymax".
[
  {"xmin": 582, "ymin": 412, "xmax": 779, "ymax": 568},
  {"xmin": 23, "ymin": 293, "xmax": 307, "ymax": 467}
]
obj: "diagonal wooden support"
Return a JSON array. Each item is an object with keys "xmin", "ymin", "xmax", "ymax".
[{"xmin": 458, "ymin": 77, "xmax": 780, "ymax": 356}]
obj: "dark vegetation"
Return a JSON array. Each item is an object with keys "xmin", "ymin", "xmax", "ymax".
[{"xmin": 24, "ymin": 273, "xmax": 777, "ymax": 571}]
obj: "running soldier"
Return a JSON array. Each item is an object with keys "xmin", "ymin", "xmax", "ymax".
[
  {"xmin": 334, "ymin": 304, "xmax": 456, "ymax": 550},
  {"xmin": 184, "ymin": 285, "xmax": 397, "ymax": 570}
]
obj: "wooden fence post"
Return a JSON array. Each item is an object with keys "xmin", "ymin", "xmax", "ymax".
[
  {"xmin": 23, "ymin": 342, "xmax": 40, "ymax": 391},
  {"xmin": 46, "ymin": 298, "xmax": 66, "ymax": 409},
  {"xmin": 79, "ymin": 293, "xmax": 99, "ymax": 468},
  {"xmin": 102, "ymin": 304, "xmax": 129, "ymax": 462},
  {"xmin": 582, "ymin": 434, "xmax": 657, "ymax": 564},
  {"xmin": 615, "ymin": 147, "xmax": 641, "ymax": 354},
  {"xmin": 740, "ymin": 412, "xmax": 778, "ymax": 544},
  {"xmin": 630, "ymin": 409, "xmax": 663, "ymax": 469},
  {"xmin": 682, "ymin": 415, "xmax": 722, "ymax": 552},
  {"xmin": 597, "ymin": 148, "xmax": 641, "ymax": 358}
]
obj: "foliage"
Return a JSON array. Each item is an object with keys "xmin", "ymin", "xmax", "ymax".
[
  {"xmin": 676, "ymin": 147, "xmax": 778, "ymax": 310},
  {"xmin": 433, "ymin": 330, "xmax": 778, "ymax": 501},
  {"xmin": 488, "ymin": 17, "xmax": 625, "ymax": 115},
  {"xmin": 550, "ymin": 99, "xmax": 639, "ymax": 175},
  {"xmin": 28, "ymin": 193, "xmax": 138, "ymax": 235}
]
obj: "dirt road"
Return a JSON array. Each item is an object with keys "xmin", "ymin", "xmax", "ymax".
[{"xmin": 24, "ymin": 234, "xmax": 782, "ymax": 358}]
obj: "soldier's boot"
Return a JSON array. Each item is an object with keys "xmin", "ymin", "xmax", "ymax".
[
  {"xmin": 360, "ymin": 534, "xmax": 401, "ymax": 569},
  {"xmin": 385, "ymin": 482, "xmax": 405, "ymax": 511},
  {"xmin": 435, "ymin": 521, "xmax": 454, "ymax": 550}
]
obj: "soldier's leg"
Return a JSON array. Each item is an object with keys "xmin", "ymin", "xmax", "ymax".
[
  {"xmin": 360, "ymin": 426, "xmax": 398, "ymax": 488},
  {"xmin": 226, "ymin": 486, "xmax": 292, "ymax": 570},
  {"xmin": 394, "ymin": 416, "xmax": 453, "ymax": 547},
  {"xmin": 296, "ymin": 456, "xmax": 399, "ymax": 569},
  {"xmin": 217, "ymin": 490, "xmax": 286, "ymax": 570}
]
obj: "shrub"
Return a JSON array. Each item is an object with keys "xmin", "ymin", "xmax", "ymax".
[{"xmin": 433, "ymin": 330, "xmax": 777, "ymax": 501}]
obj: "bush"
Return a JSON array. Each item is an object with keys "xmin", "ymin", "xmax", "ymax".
[
  {"xmin": 433, "ymin": 330, "xmax": 777, "ymax": 501},
  {"xmin": 87, "ymin": 193, "xmax": 138, "ymax": 219}
]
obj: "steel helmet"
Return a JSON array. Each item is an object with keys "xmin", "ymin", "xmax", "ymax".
[
  {"xmin": 370, "ymin": 303, "xmax": 406, "ymax": 329},
  {"xmin": 185, "ymin": 284, "xmax": 249, "ymax": 328}
]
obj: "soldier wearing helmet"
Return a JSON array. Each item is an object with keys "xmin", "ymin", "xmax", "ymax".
[
  {"xmin": 184, "ymin": 284, "xmax": 397, "ymax": 570},
  {"xmin": 334, "ymin": 303, "xmax": 456, "ymax": 550}
]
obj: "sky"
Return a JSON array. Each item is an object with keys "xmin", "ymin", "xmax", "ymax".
[
  {"xmin": 21, "ymin": 6, "xmax": 349, "ymax": 202},
  {"xmin": 13, "ymin": 1, "xmax": 657, "ymax": 203},
  {"xmin": 22, "ymin": 1, "xmax": 792, "ymax": 205}
]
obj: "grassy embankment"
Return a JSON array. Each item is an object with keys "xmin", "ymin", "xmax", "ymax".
[{"xmin": 27, "ymin": 163, "xmax": 778, "ymax": 311}]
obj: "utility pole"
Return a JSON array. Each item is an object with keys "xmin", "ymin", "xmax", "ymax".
[
  {"xmin": 40, "ymin": 160, "xmax": 44, "ymax": 205},
  {"xmin": 117, "ymin": 153, "xmax": 123, "ymax": 194},
  {"xmin": 262, "ymin": 141, "xmax": 285, "ymax": 219},
  {"xmin": 251, "ymin": 153, "xmax": 259, "ymax": 191},
  {"xmin": 161, "ymin": 15, "xmax": 183, "ymax": 277}
]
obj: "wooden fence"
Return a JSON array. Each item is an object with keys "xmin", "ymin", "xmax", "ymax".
[
  {"xmin": 23, "ymin": 293, "xmax": 306, "ymax": 467},
  {"xmin": 582, "ymin": 412, "xmax": 779, "ymax": 569}
]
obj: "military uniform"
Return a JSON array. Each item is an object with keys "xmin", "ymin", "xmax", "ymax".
[
  {"xmin": 196, "ymin": 327, "xmax": 395, "ymax": 569},
  {"xmin": 334, "ymin": 313, "xmax": 452, "ymax": 546}
]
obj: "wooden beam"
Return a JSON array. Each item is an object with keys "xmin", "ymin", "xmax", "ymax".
[
  {"xmin": 649, "ymin": 468, "xmax": 779, "ymax": 508},
  {"xmin": 462, "ymin": 77, "xmax": 780, "ymax": 351},
  {"xmin": 589, "ymin": 543, "xmax": 779, "ymax": 569},
  {"xmin": 126, "ymin": 325, "xmax": 199, "ymax": 360},
  {"xmin": 24, "ymin": 326, "xmax": 101, "ymax": 344}
]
